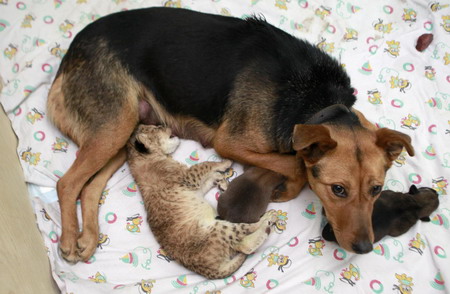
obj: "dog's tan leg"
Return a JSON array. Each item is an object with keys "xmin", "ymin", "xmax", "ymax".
[
  {"xmin": 213, "ymin": 124, "xmax": 307, "ymax": 201},
  {"xmin": 216, "ymin": 150, "xmax": 305, "ymax": 201},
  {"xmin": 47, "ymin": 50, "xmax": 142, "ymax": 262},
  {"xmin": 56, "ymin": 143, "xmax": 113, "ymax": 262},
  {"xmin": 56, "ymin": 111, "xmax": 137, "ymax": 262},
  {"xmin": 77, "ymin": 148, "xmax": 127, "ymax": 261}
]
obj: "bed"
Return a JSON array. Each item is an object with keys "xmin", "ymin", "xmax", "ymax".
[{"xmin": 1, "ymin": 0, "xmax": 449, "ymax": 293}]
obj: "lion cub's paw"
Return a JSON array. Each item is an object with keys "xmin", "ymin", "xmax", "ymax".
[
  {"xmin": 266, "ymin": 209, "xmax": 279, "ymax": 225},
  {"xmin": 216, "ymin": 178, "xmax": 229, "ymax": 191},
  {"xmin": 215, "ymin": 160, "xmax": 233, "ymax": 173}
]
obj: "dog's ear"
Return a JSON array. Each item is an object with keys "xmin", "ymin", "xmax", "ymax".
[
  {"xmin": 408, "ymin": 185, "xmax": 419, "ymax": 195},
  {"xmin": 134, "ymin": 134, "xmax": 150, "ymax": 154},
  {"xmin": 292, "ymin": 124, "xmax": 337, "ymax": 164},
  {"xmin": 375, "ymin": 128, "xmax": 415, "ymax": 161}
]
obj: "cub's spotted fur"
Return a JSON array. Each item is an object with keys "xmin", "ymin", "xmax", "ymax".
[{"xmin": 127, "ymin": 125, "xmax": 276, "ymax": 279}]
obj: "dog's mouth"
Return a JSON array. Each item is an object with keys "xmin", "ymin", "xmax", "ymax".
[
  {"xmin": 322, "ymin": 221, "xmax": 374, "ymax": 254},
  {"xmin": 321, "ymin": 205, "xmax": 374, "ymax": 254}
]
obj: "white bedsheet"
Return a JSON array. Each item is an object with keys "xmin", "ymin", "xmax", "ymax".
[{"xmin": 1, "ymin": 0, "xmax": 449, "ymax": 293}]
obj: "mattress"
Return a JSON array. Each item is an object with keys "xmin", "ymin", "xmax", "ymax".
[{"xmin": 0, "ymin": 0, "xmax": 449, "ymax": 293}]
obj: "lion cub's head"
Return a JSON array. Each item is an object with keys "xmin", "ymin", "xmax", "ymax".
[{"xmin": 130, "ymin": 125, "xmax": 180, "ymax": 155}]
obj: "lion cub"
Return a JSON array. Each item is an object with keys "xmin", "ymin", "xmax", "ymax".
[{"xmin": 127, "ymin": 125, "xmax": 276, "ymax": 279}]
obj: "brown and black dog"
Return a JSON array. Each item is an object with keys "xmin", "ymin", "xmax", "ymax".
[
  {"xmin": 47, "ymin": 7, "xmax": 414, "ymax": 262},
  {"xmin": 322, "ymin": 185, "xmax": 439, "ymax": 244}
]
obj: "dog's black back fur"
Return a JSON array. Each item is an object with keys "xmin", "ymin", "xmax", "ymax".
[{"xmin": 61, "ymin": 7, "xmax": 356, "ymax": 140}]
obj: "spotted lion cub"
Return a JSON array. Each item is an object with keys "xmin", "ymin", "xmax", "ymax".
[{"xmin": 127, "ymin": 125, "xmax": 276, "ymax": 279}]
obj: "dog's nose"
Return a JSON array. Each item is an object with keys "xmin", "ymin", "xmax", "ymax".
[{"xmin": 351, "ymin": 241, "xmax": 373, "ymax": 254}]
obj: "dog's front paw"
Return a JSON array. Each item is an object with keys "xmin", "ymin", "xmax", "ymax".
[
  {"xmin": 271, "ymin": 182, "xmax": 287, "ymax": 202},
  {"xmin": 76, "ymin": 229, "xmax": 98, "ymax": 262}
]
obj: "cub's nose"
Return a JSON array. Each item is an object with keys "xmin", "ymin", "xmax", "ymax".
[{"xmin": 351, "ymin": 241, "xmax": 373, "ymax": 254}]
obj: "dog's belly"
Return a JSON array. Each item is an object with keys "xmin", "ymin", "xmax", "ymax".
[{"xmin": 138, "ymin": 100, "xmax": 158, "ymax": 125}]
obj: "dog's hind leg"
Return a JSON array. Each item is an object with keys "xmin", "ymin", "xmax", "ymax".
[
  {"xmin": 55, "ymin": 119, "xmax": 136, "ymax": 262},
  {"xmin": 47, "ymin": 66, "xmax": 140, "ymax": 262},
  {"xmin": 76, "ymin": 148, "xmax": 127, "ymax": 261}
]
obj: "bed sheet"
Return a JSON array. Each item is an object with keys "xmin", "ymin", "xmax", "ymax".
[{"xmin": 1, "ymin": 0, "xmax": 449, "ymax": 293}]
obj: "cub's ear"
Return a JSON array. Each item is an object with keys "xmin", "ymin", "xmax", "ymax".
[
  {"xmin": 375, "ymin": 128, "xmax": 414, "ymax": 161},
  {"xmin": 134, "ymin": 134, "xmax": 150, "ymax": 154},
  {"xmin": 292, "ymin": 124, "xmax": 337, "ymax": 164},
  {"xmin": 408, "ymin": 185, "xmax": 419, "ymax": 195}
]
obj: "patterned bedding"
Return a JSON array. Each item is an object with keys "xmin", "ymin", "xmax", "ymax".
[{"xmin": 0, "ymin": 0, "xmax": 449, "ymax": 293}]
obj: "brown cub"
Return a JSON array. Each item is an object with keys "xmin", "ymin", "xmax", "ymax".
[
  {"xmin": 322, "ymin": 185, "xmax": 439, "ymax": 244},
  {"xmin": 218, "ymin": 167, "xmax": 286, "ymax": 223},
  {"xmin": 127, "ymin": 125, "xmax": 277, "ymax": 279}
]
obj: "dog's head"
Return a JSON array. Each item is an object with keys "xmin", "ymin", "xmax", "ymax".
[
  {"xmin": 129, "ymin": 125, "xmax": 180, "ymax": 155},
  {"xmin": 292, "ymin": 119, "xmax": 414, "ymax": 254}
]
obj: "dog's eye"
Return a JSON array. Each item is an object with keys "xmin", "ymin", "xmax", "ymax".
[
  {"xmin": 332, "ymin": 185, "xmax": 347, "ymax": 198},
  {"xmin": 371, "ymin": 185, "xmax": 382, "ymax": 196}
]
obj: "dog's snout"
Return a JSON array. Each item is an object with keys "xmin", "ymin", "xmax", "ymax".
[{"xmin": 351, "ymin": 241, "xmax": 373, "ymax": 254}]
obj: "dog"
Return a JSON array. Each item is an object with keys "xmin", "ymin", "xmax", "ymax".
[
  {"xmin": 127, "ymin": 125, "xmax": 276, "ymax": 279},
  {"xmin": 217, "ymin": 167, "xmax": 285, "ymax": 223},
  {"xmin": 322, "ymin": 185, "xmax": 439, "ymax": 244},
  {"xmin": 46, "ymin": 7, "xmax": 414, "ymax": 261}
]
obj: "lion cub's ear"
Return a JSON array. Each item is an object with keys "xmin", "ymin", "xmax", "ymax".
[
  {"xmin": 292, "ymin": 124, "xmax": 337, "ymax": 164},
  {"xmin": 134, "ymin": 134, "xmax": 150, "ymax": 154},
  {"xmin": 375, "ymin": 128, "xmax": 414, "ymax": 162}
]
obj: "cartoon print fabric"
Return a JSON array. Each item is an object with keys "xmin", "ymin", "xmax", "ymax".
[{"xmin": 0, "ymin": 0, "xmax": 449, "ymax": 293}]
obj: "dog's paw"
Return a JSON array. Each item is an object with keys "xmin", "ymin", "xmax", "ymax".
[
  {"xmin": 271, "ymin": 182, "xmax": 287, "ymax": 202},
  {"xmin": 76, "ymin": 230, "xmax": 98, "ymax": 262},
  {"xmin": 59, "ymin": 233, "xmax": 80, "ymax": 263}
]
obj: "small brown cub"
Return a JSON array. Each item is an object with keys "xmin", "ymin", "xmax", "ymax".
[
  {"xmin": 218, "ymin": 167, "xmax": 286, "ymax": 223},
  {"xmin": 127, "ymin": 125, "xmax": 277, "ymax": 279},
  {"xmin": 322, "ymin": 185, "xmax": 439, "ymax": 244}
]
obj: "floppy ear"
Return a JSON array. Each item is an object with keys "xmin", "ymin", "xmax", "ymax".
[
  {"xmin": 375, "ymin": 128, "xmax": 414, "ymax": 161},
  {"xmin": 292, "ymin": 124, "xmax": 337, "ymax": 164},
  {"xmin": 408, "ymin": 185, "xmax": 419, "ymax": 195}
]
